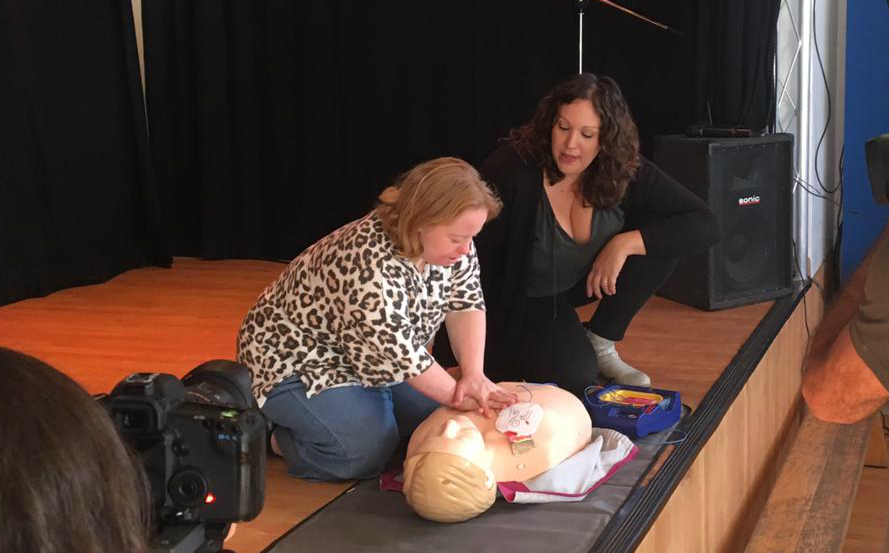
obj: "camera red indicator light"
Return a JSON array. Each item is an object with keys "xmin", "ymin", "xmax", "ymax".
[{"xmin": 205, "ymin": 492, "xmax": 217, "ymax": 504}]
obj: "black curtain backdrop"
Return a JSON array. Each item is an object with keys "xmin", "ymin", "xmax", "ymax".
[
  {"xmin": 0, "ymin": 0, "xmax": 171, "ymax": 306},
  {"xmin": 144, "ymin": 0, "xmax": 702, "ymax": 261},
  {"xmin": 580, "ymin": 0, "xmax": 700, "ymax": 157},
  {"xmin": 694, "ymin": 0, "xmax": 781, "ymax": 132},
  {"xmin": 0, "ymin": 0, "xmax": 777, "ymax": 304}
]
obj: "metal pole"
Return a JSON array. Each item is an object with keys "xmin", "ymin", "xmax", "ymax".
[
  {"xmin": 578, "ymin": 10, "xmax": 583, "ymax": 74},
  {"xmin": 798, "ymin": 0, "xmax": 813, "ymax": 278}
]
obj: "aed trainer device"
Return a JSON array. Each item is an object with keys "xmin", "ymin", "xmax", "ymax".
[{"xmin": 584, "ymin": 384, "xmax": 681, "ymax": 439}]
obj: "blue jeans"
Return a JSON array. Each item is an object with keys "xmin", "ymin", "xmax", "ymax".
[{"xmin": 261, "ymin": 376, "xmax": 440, "ymax": 481}]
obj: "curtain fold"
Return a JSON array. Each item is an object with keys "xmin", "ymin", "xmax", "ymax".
[
  {"xmin": 694, "ymin": 0, "xmax": 781, "ymax": 132},
  {"xmin": 0, "ymin": 0, "xmax": 171, "ymax": 307}
]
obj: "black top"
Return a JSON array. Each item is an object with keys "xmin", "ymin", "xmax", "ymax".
[
  {"xmin": 434, "ymin": 143, "xmax": 722, "ymax": 369},
  {"xmin": 525, "ymin": 191, "xmax": 624, "ymax": 297}
]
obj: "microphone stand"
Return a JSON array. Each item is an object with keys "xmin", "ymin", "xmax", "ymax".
[
  {"xmin": 576, "ymin": 0, "xmax": 590, "ymax": 73},
  {"xmin": 575, "ymin": 0, "xmax": 682, "ymax": 73}
]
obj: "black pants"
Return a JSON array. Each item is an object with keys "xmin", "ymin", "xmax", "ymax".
[{"xmin": 487, "ymin": 254, "xmax": 677, "ymax": 398}]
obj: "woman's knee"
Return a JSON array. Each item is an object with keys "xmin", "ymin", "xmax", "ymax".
[
  {"xmin": 320, "ymin": 423, "xmax": 401, "ymax": 480},
  {"xmin": 278, "ymin": 416, "xmax": 401, "ymax": 481},
  {"xmin": 623, "ymin": 254, "xmax": 678, "ymax": 288},
  {"xmin": 262, "ymin": 383, "xmax": 403, "ymax": 480}
]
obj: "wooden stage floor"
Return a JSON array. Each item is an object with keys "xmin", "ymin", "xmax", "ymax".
[{"xmin": 0, "ymin": 257, "xmax": 773, "ymax": 553}]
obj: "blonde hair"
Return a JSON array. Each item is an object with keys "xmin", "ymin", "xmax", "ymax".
[
  {"xmin": 402, "ymin": 451, "xmax": 496, "ymax": 523},
  {"xmin": 375, "ymin": 157, "xmax": 502, "ymax": 258}
]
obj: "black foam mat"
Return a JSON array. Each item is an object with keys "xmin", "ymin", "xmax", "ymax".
[{"xmin": 263, "ymin": 425, "xmax": 681, "ymax": 553}]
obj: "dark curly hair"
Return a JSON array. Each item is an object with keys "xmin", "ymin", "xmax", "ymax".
[{"xmin": 509, "ymin": 73, "xmax": 640, "ymax": 208}]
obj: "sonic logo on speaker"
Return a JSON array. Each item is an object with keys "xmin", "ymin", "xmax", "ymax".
[{"xmin": 737, "ymin": 195, "xmax": 761, "ymax": 206}]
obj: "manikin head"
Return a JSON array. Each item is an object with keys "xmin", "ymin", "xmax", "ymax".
[
  {"xmin": 402, "ymin": 416, "xmax": 496, "ymax": 523},
  {"xmin": 402, "ymin": 453, "xmax": 496, "ymax": 523}
]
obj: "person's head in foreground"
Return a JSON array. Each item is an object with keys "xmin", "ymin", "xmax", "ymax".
[{"xmin": 0, "ymin": 346, "xmax": 150, "ymax": 553}]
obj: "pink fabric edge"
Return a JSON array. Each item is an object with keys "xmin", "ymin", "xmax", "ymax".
[
  {"xmin": 497, "ymin": 444, "xmax": 640, "ymax": 503},
  {"xmin": 379, "ymin": 470, "xmax": 403, "ymax": 492}
]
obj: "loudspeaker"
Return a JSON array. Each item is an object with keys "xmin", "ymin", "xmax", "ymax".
[{"xmin": 652, "ymin": 133, "xmax": 794, "ymax": 310}]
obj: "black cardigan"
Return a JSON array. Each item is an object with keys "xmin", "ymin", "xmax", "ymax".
[{"xmin": 434, "ymin": 143, "xmax": 723, "ymax": 370}]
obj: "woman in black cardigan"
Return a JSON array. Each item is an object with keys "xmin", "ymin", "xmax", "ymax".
[{"xmin": 435, "ymin": 73, "xmax": 722, "ymax": 397}]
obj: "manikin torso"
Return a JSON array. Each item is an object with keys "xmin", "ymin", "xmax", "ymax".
[{"xmin": 406, "ymin": 382, "xmax": 593, "ymax": 482}]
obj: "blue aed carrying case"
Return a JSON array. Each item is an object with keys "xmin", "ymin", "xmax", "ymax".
[{"xmin": 584, "ymin": 384, "xmax": 681, "ymax": 439}]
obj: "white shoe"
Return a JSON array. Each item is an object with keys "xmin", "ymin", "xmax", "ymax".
[{"xmin": 586, "ymin": 330, "xmax": 651, "ymax": 387}]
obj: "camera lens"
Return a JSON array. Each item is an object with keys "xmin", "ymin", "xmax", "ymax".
[
  {"xmin": 168, "ymin": 468, "xmax": 208, "ymax": 508},
  {"xmin": 181, "ymin": 360, "xmax": 257, "ymax": 409}
]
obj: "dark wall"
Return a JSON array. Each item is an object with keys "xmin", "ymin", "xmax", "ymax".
[
  {"xmin": 144, "ymin": 0, "xmax": 700, "ymax": 260},
  {"xmin": 581, "ymin": 0, "xmax": 699, "ymax": 155}
]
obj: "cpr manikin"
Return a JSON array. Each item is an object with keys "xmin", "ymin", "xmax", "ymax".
[{"xmin": 402, "ymin": 382, "xmax": 593, "ymax": 522}]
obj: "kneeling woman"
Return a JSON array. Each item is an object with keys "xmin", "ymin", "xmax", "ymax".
[{"xmin": 237, "ymin": 158, "xmax": 517, "ymax": 481}]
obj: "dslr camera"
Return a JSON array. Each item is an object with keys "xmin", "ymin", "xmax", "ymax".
[{"xmin": 103, "ymin": 360, "xmax": 266, "ymax": 553}]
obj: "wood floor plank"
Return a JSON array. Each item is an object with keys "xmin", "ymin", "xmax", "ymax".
[
  {"xmin": 0, "ymin": 258, "xmax": 284, "ymax": 392},
  {"xmin": 842, "ymin": 433, "xmax": 889, "ymax": 553},
  {"xmin": 746, "ymin": 414, "xmax": 871, "ymax": 553}
]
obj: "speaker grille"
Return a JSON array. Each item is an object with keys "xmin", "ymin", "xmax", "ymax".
[{"xmin": 652, "ymin": 134, "xmax": 793, "ymax": 310}]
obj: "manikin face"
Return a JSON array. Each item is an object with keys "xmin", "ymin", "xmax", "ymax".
[
  {"xmin": 414, "ymin": 415, "xmax": 494, "ymax": 470},
  {"xmin": 550, "ymin": 99, "xmax": 602, "ymax": 180},
  {"xmin": 418, "ymin": 207, "xmax": 487, "ymax": 267}
]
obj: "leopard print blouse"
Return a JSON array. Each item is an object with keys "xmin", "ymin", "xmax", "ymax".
[{"xmin": 237, "ymin": 212, "xmax": 486, "ymax": 406}]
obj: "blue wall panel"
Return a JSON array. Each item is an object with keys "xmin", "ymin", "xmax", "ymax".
[{"xmin": 842, "ymin": 0, "xmax": 889, "ymax": 278}]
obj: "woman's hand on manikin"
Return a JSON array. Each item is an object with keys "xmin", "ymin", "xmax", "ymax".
[{"xmin": 452, "ymin": 371, "xmax": 518, "ymax": 418}]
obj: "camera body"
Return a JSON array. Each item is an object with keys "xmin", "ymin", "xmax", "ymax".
[{"xmin": 104, "ymin": 361, "xmax": 265, "ymax": 552}]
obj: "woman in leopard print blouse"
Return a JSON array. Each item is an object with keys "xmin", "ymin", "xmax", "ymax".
[{"xmin": 237, "ymin": 157, "xmax": 517, "ymax": 481}]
